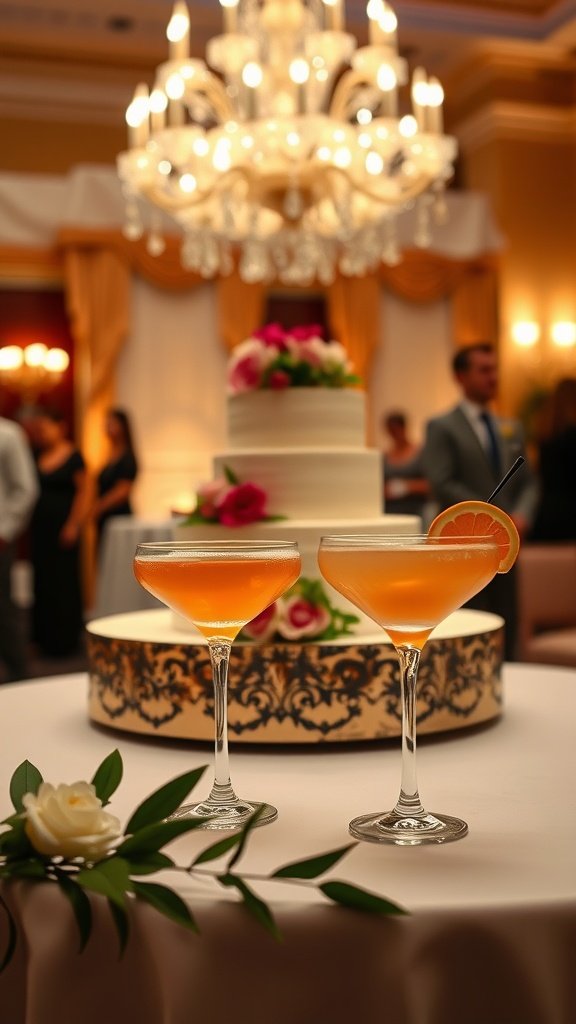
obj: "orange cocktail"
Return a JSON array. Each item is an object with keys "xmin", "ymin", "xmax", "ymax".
[
  {"xmin": 318, "ymin": 534, "xmax": 500, "ymax": 847},
  {"xmin": 134, "ymin": 553, "xmax": 300, "ymax": 641},
  {"xmin": 318, "ymin": 542, "xmax": 500, "ymax": 649},
  {"xmin": 134, "ymin": 540, "xmax": 300, "ymax": 829}
]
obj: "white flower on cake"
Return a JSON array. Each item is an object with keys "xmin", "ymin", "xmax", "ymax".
[
  {"xmin": 228, "ymin": 322, "xmax": 360, "ymax": 394},
  {"xmin": 23, "ymin": 781, "xmax": 122, "ymax": 860}
]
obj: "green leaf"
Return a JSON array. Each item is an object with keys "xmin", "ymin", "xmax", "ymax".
[
  {"xmin": 218, "ymin": 874, "xmax": 280, "ymax": 940},
  {"xmin": 125, "ymin": 766, "xmax": 208, "ymax": 834},
  {"xmin": 271, "ymin": 843, "xmax": 356, "ymax": 880},
  {"xmin": 227, "ymin": 804, "xmax": 266, "ymax": 870},
  {"xmin": 117, "ymin": 815, "xmax": 209, "ymax": 858},
  {"xmin": 319, "ymin": 880, "xmax": 408, "ymax": 916},
  {"xmin": 91, "ymin": 750, "xmax": 123, "ymax": 807},
  {"xmin": 55, "ymin": 871, "xmax": 92, "ymax": 952},
  {"xmin": 9, "ymin": 760, "xmax": 43, "ymax": 813},
  {"xmin": 2, "ymin": 858, "xmax": 47, "ymax": 880},
  {"xmin": 0, "ymin": 892, "xmax": 17, "ymax": 974},
  {"xmin": 0, "ymin": 819, "xmax": 34, "ymax": 859},
  {"xmin": 76, "ymin": 857, "xmax": 132, "ymax": 909},
  {"xmin": 108, "ymin": 899, "xmax": 130, "ymax": 956},
  {"xmin": 132, "ymin": 881, "xmax": 199, "ymax": 933},
  {"xmin": 223, "ymin": 464, "xmax": 239, "ymax": 485},
  {"xmin": 124, "ymin": 852, "xmax": 175, "ymax": 876},
  {"xmin": 191, "ymin": 832, "xmax": 243, "ymax": 866}
]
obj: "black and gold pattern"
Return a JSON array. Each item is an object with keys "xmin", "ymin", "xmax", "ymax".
[{"xmin": 87, "ymin": 624, "xmax": 504, "ymax": 744}]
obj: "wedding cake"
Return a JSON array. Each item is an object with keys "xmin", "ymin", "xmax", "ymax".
[{"xmin": 173, "ymin": 325, "xmax": 419, "ymax": 639}]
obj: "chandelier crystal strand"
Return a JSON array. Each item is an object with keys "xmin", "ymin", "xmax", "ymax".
[{"xmin": 118, "ymin": 0, "xmax": 457, "ymax": 285}]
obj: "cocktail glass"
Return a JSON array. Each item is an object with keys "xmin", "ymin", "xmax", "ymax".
[
  {"xmin": 318, "ymin": 534, "xmax": 500, "ymax": 846},
  {"xmin": 134, "ymin": 540, "xmax": 301, "ymax": 829}
]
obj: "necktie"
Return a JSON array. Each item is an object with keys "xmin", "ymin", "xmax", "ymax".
[{"xmin": 479, "ymin": 411, "xmax": 501, "ymax": 476}]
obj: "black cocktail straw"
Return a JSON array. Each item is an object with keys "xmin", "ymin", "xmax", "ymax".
[{"xmin": 487, "ymin": 456, "xmax": 525, "ymax": 502}]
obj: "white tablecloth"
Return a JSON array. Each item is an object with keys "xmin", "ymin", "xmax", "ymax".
[
  {"xmin": 93, "ymin": 517, "xmax": 174, "ymax": 618},
  {"xmin": 0, "ymin": 664, "xmax": 575, "ymax": 1024}
]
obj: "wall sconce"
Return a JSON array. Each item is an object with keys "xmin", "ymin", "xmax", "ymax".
[
  {"xmin": 550, "ymin": 322, "xmax": 576, "ymax": 348},
  {"xmin": 511, "ymin": 321, "xmax": 540, "ymax": 348},
  {"xmin": 0, "ymin": 343, "xmax": 70, "ymax": 402}
]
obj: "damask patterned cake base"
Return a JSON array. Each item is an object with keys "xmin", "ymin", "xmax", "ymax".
[{"xmin": 86, "ymin": 609, "xmax": 504, "ymax": 744}]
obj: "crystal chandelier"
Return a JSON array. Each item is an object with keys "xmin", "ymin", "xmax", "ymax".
[
  {"xmin": 118, "ymin": 0, "xmax": 457, "ymax": 286},
  {"xmin": 0, "ymin": 344, "xmax": 70, "ymax": 402}
]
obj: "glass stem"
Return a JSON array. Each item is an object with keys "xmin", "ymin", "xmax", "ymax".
[
  {"xmin": 394, "ymin": 644, "xmax": 425, "ymax": 818},
  {"xmin": 207, "ymin": 640, "xmax": 237, "ymax": 806}
]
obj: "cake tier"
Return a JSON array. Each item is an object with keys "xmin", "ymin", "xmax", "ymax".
[
  {"xmin": 227, "ymin": 388, "xmax": 366, "ymax": 449},
  {"xmin": 173, "ymin": 513, "xmax": 420, "ymax": 634},
  {"xmin": 86, "ymin": 608, "xmax": 505, "ymax": 744},
  {"xmin": 214, "ymin": 449, "xmax": 382, "ymax": 518}
]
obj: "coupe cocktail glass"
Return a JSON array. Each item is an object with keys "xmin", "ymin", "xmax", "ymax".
[
  {"xmin": 134, "ymin": 540, "xmax": 301, "ymax": 829},
  {"xmin": 318, "ymin": 535, "xmax": 500, "ymax": 845}
]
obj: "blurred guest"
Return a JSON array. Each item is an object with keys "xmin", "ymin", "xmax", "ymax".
[
  {"xmin": 91, "ymin": 408, "xmax": 138, "ymax": 543},
  {"xmin": 530, "ymin": 377, "xmax": 576, "ymax": 541},
  {"xmin": 424, "ymin": 342, "xmax": 538, "ymax": 660},
  {"xmin": 382, "ymin": 410, "xmax": 430, "ymax": 518},
  {"xmin": 0, "ymin": 415, "xmax": 38, "ymax": 681},
  {"xmin": 31, "ymin": 408, "xmax": 89, "ymax": 657}
]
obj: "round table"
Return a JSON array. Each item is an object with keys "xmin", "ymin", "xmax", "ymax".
[{"xmin": 0, "ymin": 664, "xmax": 575, "ymax": 1024}]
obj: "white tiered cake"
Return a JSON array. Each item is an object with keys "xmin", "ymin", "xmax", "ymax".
[{"xmin": 173, "ymin": 386, "xmax": 419, "ymax": 634}]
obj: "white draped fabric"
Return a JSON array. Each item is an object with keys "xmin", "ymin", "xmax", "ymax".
[{"xmin": 0, "ymin": 663, "xmax": 574, "ymax": 1024}]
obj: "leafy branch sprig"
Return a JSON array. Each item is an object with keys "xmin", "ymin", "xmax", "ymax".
[{"xmin": 0, "ymin": 751, "xmax": 407, "ymax": 972}]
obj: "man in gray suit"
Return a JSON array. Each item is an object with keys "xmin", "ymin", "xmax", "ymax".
[{"xmin": 424, "ymin": 343, "xmax": 537, "ymax": 660}]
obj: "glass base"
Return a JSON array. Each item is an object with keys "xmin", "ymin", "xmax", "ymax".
[
  {"xmin": 349, "ymin": 808, "xmax": 468, "ymax": 846},
  {"xmin": 169, "ymin": 798, "xmax": 278, "ymax": 830}
]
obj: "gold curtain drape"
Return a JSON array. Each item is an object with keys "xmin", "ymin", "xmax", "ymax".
[
  {"xmin": 217, "ymin": 270, "xmax": 266, "ymax": 353},
  {"xmin": 325, "ymin": 274, "xmax": 381, "ymax": 384},
  {"xmin": 379, "ymin": 249, "xmax": 499, "ymax": 349}
]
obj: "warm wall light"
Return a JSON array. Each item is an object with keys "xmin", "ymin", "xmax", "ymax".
[
  {"xmin": 511, "ymin": 321, "xmax": 540, "ymax": 348},
  {"xmin": 550, "ymin": 321, "xmax": 576, "ymax": 348}
]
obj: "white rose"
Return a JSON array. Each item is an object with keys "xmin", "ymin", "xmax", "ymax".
[{"xmin": 23, "ymin": 782, "xmax": 122, "ymax": 861}]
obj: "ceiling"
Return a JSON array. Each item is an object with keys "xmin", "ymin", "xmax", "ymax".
[{"xmin": 0, "ymin": 0, "xmax": 575, "ymax": 130}]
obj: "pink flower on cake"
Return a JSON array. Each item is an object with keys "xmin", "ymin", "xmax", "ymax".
[
  {"xmin": 268, "ymin": 369, "xmax": 291, "ymax": 390},
  {"xmin": 228, "ymin": 339, "xmax": 276, "ymax": 394},
  {"xmin": 216, "ymin": 482, "xmax": 268, "ymax": 526},
  {"xmin": 278, "ymin": 596, "xmax": 331, "ymax": 640},
  {"xmin": 196, "ymin": 478, "xmax": 228, "ymax": 519},
  {"xmin": 253, "ymin": 322, "xmax": 288, "ymax": 348},
  {"xmin": 227, "ymin": 322, "xmax": 361, "ymax": 394},
  {"xmin": 242, "ymin": 602, "xmax": 281, "ymax": 641}
]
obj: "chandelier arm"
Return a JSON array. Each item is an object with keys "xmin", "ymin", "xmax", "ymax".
[
  {"xmin": 318, "ymin": 166, "xmax": 440, "ymax": 209},
  {"xmin": 328, "ymin": 69, "xmax": 377, "ymax": 120},
  {"xmin": 139, "ymin": 168, "xmax": 254, "ymax": 213},
  {"xmin": 183, "ymin": 75, "xmax": 237, "ymax": 124}
]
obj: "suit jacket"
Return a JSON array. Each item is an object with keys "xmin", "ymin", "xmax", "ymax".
[{"xmin": 423, "ymin": 405, "xmax": 538, "ymax": 524}]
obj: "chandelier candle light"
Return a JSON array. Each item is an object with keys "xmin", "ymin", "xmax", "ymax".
[{"xmin": 119, "ymin": 0, "xmax": 456, "ymax": 285}]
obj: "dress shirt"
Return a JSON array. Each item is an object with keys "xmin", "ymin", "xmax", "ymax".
[
  {"xmin": 459, "ymin": 399, "xmax": 499, "ymax": 461},
  {"xmin": 0, "ymin": 417, "xmax": 39, "ymax": 542}
]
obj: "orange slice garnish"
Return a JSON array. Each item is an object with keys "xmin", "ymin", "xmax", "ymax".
[{"xmin": 428, "ymin": 500, "xmax": 520, "ymax": 574}]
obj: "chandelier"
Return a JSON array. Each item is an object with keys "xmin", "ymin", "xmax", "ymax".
[
  {"xmin": 0, "ymin": 344, "xmax": 70, "ymax": 402},
  {"xmin": 118, "ymin": 0, "xmax": 457, "ymax": 286}
]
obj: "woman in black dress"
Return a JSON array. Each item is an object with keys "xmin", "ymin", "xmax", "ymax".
[
  {"xmin": 92, "ymin": 408, "xmax": 138, "ymax": 542},
  {"xmin": 31, "ymin": 408, "xmax": 89, "ymax": 656}
]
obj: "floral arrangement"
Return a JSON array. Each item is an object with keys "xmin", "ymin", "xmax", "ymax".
[
  {"xmin": 184, "ymin": 465, "xmax": 283, "ymax": 528},
  {"xmin": 228, "ymin": 322, "xmax": 360, "ymax": 394},
  {"xmin": 0, "ymin": 752, "xmax": 405, "ymax": 970},
  {"xmin": 241, "ymin": 577, "xmax": 359, "ymax": 643}
]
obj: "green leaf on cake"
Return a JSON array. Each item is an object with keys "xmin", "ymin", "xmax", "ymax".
[
  {"xmin": 223, "ymin": 464, "xmax": 239, "ymax": 485},
  {"xmin": 9, "ymin": 760, "xmax": 43, "ymax": 813}
]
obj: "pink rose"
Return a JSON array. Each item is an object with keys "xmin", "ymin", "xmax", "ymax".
[
  {"xmin": 289, "ymin": 324, "xmax": 324, "ymax": 341},
  {"xmin": 195, "ymin": 478, "xmax": 227, "ymax": 519},
  {"xmin": 253, "ymin": 322, "xmax": 288, "ymax": 348},
  {"xmin": 268, "ymin": 369, "xmax": 291, "ymax": 390},
  {"xmin": 243, "ymin": 602, "xmax": 280, "ymax": 641},
  {"xmin": 278, "ymin": 596, "xmax": 331, "ymax": 640},
  {"xmin": 228, "ymin": 353, "xmax": 265, "ymax": 394},
  {"xmin": 216, "ymin": 482, "xmax": 268, "ymax": 526}
]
